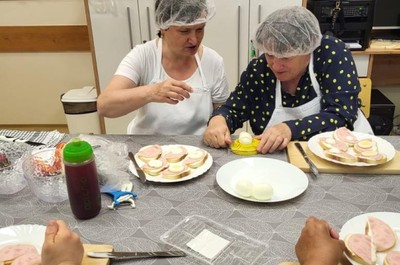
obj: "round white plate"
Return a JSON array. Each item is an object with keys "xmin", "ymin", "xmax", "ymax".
[
  {"xmin": 216, "ymin": 157, "xmax": 309, "ymax": 202},
  {"xmin": 339, "ymin": 212, "xmax": 400, "ymax": 265},
  {"xmin": 308, "ymin": 131, "xmax": 396, "ymax": 166},
  {"xmin": 0, "ymin": 224, "xmax": 45, "ymax": 253},
  {"xmin": 129, "ymin": 145, "xmax": 213, "ymax": 183}
]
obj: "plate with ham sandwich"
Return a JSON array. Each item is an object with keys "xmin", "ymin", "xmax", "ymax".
[
  {"xmin": 339, "ymin": 212, "xmax": 400, "ymax": 265},
  {"xmin": 308, "ymin": 127, "xmax": 396, "ymax": 166},
  {"xmin": 129, "ymin": 144, "xmax": 212, "ymax": 183}
]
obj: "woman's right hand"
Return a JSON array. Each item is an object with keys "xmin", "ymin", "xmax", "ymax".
[
  {"xmin": 151, "ymin": 79, "xmax": 193, "ymax": 104},
  {"xmin": 203, "ymin": 115, "xmax": 232, "ymax": 148}
]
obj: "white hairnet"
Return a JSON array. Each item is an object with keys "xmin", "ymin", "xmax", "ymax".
[
  {"xmin": 254, "ymin": 6, "xmax": 322, "ymax": 58},
  {"xmin": 155, "ymin": 0, "xmax": 216, "ymax": 29}
]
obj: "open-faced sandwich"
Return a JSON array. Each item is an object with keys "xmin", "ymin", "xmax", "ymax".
[
  {"xmin": 183, "ymin": 149, "xmax": 208, "ymax": 168},
  {"xmin": 141, "ymin": 157, "xmax": 169, "ymax": 176},
  {"xmin": 333, "ymin": 127, "xmax": 358, "ymax": 146},
  {"xmin": 137, "ymin": 145, "xmax": 163, "ymax": 162},
  {"xmin": 384, "ymin": 251, "xmax": 400, "ymax": 265},
  {"xmin": 163, "ymin": 146, "xmax": 188, "ymax": 163},
  {"xmin": 0, "ymin": 244, "xmax": 41, "ymax": 265},
  {"xmin": 319, "ymin": 137, "xmax": 349, "ymax": 152},
  {"xmin": 324, "ymin": 147, "xmax": 358, "ymax": 164},
  {"xmin": 161, "ymin": 162, "xmax": 190, "ymax": 180},
  {"xmin": 345, "ymin": 233, "xmax": 377, "ymax": 265}
]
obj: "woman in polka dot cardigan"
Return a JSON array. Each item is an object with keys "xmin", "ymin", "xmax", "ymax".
[{"xmin": 203, "ymin": 6, "xmax": 373, "ymax": 153}]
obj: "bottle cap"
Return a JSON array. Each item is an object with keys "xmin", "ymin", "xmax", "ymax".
[{"xmin": 63, "ymin": 138, "xmax": 93, "ymax": 163}]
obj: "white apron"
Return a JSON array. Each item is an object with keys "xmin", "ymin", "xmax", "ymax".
[
  {"xmin": 127, "ymin": 40, "xmax": 212, "ymax": 135},
  {"xmin": 266, "ymin": 54, "xmax": 373, "ymax": 134}
]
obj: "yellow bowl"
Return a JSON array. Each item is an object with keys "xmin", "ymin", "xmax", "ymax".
[{"xmin": 230, "ymin": 138, "xmax": 260, "ymax": 156}]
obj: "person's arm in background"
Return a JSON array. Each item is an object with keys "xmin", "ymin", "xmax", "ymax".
[
  {"xmin": 285, "ymin": 36, "xmax": 360, "ymax": 141},
  {"xmin": 295, "ymin": 216, "xmax": 345, "ymax": 265},
  {"xmin": 41, "ymin": 220, "xmax": 84, "ymax": 265}
]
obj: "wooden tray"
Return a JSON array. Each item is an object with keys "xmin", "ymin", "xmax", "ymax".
[
  {"xmin": 83, "ymin": 244, "xmax": 113, "ymax": 265},
  {"xmin": 286, "ymin": 141, "xmax": 400, "ymax": 174}
]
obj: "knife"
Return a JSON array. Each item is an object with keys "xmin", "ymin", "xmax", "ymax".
[
  {"xmin": 295, "ymin": 142, "xmax": 319, "ymax": 178},
  {"xmin": 87, "ymin": 250, "xmax": 186, "ymax": 260},
  {"xmin": 128, "ymin": 151, "xmax": 147, "ymax": 183},
  {"xmin": 0, "ymin": 135, "xmax": 45, "ymax": 146}
]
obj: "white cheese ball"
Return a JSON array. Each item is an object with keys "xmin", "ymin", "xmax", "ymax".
[
  {"xmin": 235, "ymin": 179, "xmax": 253, "ymax": 197},
  {"xmin": 252, "ymin": 182, "xmax": 273, "ymax": 200}
]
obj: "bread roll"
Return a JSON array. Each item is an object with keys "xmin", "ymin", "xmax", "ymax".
[
  {"xmin": 344, "ymin": 234, "xmax": 377, "ymax": 265},
  {"xmin": 365, "ymin": 216, "xmax": 397, "ymax": 252}
]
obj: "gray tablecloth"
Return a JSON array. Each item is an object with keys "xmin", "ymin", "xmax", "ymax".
[{"xmin": 1, "ymin": 135, "xmax": 400, "ymax": 265}]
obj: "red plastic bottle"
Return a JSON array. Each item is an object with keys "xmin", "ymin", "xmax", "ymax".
[{"xmin": 63, "ymin": 138, "xmax": 101, "ymax": 219}]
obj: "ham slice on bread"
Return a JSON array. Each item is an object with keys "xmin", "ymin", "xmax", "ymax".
[
  {"xmin": 354, "ymin": 139, "xmax": 378, "ymax": 153},
  {"xmin": 333, "ymin": 127, "xmax": 358, "ymax": 146},
  {"xmin": 366, "ymin": 216, "xmax": 397, "ymax": 252},
  {"xmin": 357, "ymin": 151, "xmax": 387, "ymax": 165},
  {"xmin": 161, "ymin": 163, "xmax": 190, "ymax": 180},
  {"xmin": 319, "ymin": 137, "xmax": 349, "ymax": 152},
  {"xmin": 325, "ymin": 147, "xmax": 358, "ymax": 163},
  {"xmin": 164, "ymin": 146, "xmax": 188, "ymax": 163},
  {"xmin": 345, "ymin": 234, "xmax": 377, "ymax": 265},
  {"xmin": 137, "ymin": 145, "xmax": 162, "ymax": 162},
  {"xmin": 0, "ymin": 244, "xmax": 40, "ymax": 264},
  {"xmin": 183, "ymin": 149, "xmax": 208, "ymax": 168},
  {"xmin": 384, "ymin": 251, "xmax": 400, "ymax": 265},
  {"xmin": 141, "ymin": 158, "xmax": 169, "ymax": 176}
]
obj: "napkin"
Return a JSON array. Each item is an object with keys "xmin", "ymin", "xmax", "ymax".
[{"xmin": 0, "ymin": 129, "xmax": 65, "ymax": 148}]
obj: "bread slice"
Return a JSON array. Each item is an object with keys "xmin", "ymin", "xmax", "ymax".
[
  {"xmin": 354, "ymin": 139, "xmax": 378, "ymax": 153},
  {"xmin": 141, "ymin": 158, "xmax": 168, "ymax": 176},
  {"xmin": 183, "ymin": 149, "xmax": 208, "ymax": 168},
  {"xmin": 319, "ymin": 137, "xmax": 349, "ymax": 152},
  {"xmin": 333, "ymin": 127, "xmax": 358, "ymax": 146},
  {"xmin": 325, "ymin": 147, "xmax": 358, "ymax": 163},
  {"xmin": 384, "ymin": 251, "xmax": 400, "ymax": 265},
  {"xmin": 357, "ymin": 151, "xmax": 387, "ymax": 165},
  {"xmin": 137, "ymin": 145, "xmax": 162, "ymax": 162},
  {"xmin": 366, "ymin": 216, "xmax": 397, "ymax": 252},
  {"xmin": 161, "ymin": 163, "xmax": 190, "ymax": 180},
  {"xmin": 344, "ymin": 233, "xmax": 377, "ymax": 265},
  {"xmin": 164, "ymin": 146, "xmax": 188, "ymax": 163}
]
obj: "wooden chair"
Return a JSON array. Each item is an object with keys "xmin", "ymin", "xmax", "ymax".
[{"xmin": 358, "ymin": 78, "xmax": 372, "ymax": 118}]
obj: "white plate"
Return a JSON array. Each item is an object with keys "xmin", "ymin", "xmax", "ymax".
[
  {"xmin": 216, "ymin": 157, "xmax": 309, "ymax": 202},
  {"xmin": 129, "ymin": 145, "xmax": 213, "ymax": 183},
  {"xmin": 0, "ymin": 224, "xmax": 45, "ymax": 253},
  {"xmin": 308, "ymin": 131, "xmax": 396, "ymax": 166},
  {"xmin": 339, "ymin": 212, "xmax": 400, "ymax": 265}
]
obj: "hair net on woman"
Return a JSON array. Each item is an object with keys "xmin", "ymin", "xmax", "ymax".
[
  {"xmin": 155, "ymin": 0, "xmax": 216, "ymax": 29},
  {"xmin": 254, "ymin": 6, "xmax": 322, "ymax": 58}
]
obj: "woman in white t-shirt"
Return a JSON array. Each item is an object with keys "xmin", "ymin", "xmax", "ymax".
[{"xmin": 97, "ymin": 0, "xmax": 230, "ymax": 135}]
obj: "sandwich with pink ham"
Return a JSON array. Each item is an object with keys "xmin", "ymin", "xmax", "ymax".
[
  {"xmin": 141, "ymin": 157, "xmax": 169, "ymax": 176},
  {"xmin": 384, "ymin": 251, "xmax": 400, "ymax": 265},
  {"xmin": 345, "ymin": 233, "xmax": 377, "ymax": 265},
  {"xmin": 324, "ymin": 147, "xmax": 358, "ymax": 163},
  {"xmin": 164, "ymin": 146, "xmax": 188, "ymax": 163},
  {"xmin": 161, "ymin": 163, "xmax": 190, "ymax": 180},
  {"xmin": 333, "ymin": 127, "xmax": 358, "ymax": 146},
  {"xmin": 319, "ymin": 137, "xmax": 349, "ymax": 152},
  {"xmin": 183, "ymin": 149, "xmax": 208, "ymax": 168},
  {"xmin": 366, "ymin": 216, "xmax": 397, "ymax": 252},
  {"xmin": 137, "ymin": 145, "xmax": 163, "ymax": 162}
]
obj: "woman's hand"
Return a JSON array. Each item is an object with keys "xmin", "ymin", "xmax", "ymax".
[
  {"xmin": 151, "ymin": 79, "xmax": 193, "ymax": 104},
  {"xmin": 295, "ymin": 216, "xmax": 345, "ymax": 265},
  {"xmin": 41, "ymin": 220, "xmax": 84, "ymax": 265},
  {"xmin": 203, "ymin": 115, "xmax": 232, "ymax": 148},
  {"xmin": 255, "ymin": 123, "xmax": 291, "ymax": 153}
]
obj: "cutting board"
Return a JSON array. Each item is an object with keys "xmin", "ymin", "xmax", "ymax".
[
  {"xmin": 286, "ymin": 141, "xmax": 400, "ymax": 174},
  {"xmin": 82, "ymin": 244, "xmax": 113, "ymax": 265}
]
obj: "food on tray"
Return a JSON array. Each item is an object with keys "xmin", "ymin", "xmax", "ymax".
[
  {"xmin": 161, "ymin": 163, "xmax": 190, "ymax": 180},
  {"xmin": 344, "ymin": 233, "xmax": 377, "ymax": 265},
  {"xmin": 319, "ymin": 137, "xmax": 349, "ymax": 152},
  {"xmin": 354, "ymin": 139, "xmax": 377, "ymax": 153},
  {"xmin": 324, "ymin": 147, "xmax": 358, "ymax": 163},
  {"xmin": 252, "ymin": 182, "xmax": 274, "ymax": 200},
  {"xmin": 333, "ymin": 127, "xmax": 358, "ymax": 146},
  {"xmin": 137, "ymin": 145, "xmax": 162, "ymax": 162},
  {"xmin": 235, "ymin": 179, "xmax": 253, "ymax": 197},
  {"xmin": 164, "ymin": 146, "xmax": 188, "ymax": 162},
  {"xmin": 366, "ymin": 216, "xmax": 397, "ymax": 252},
  {"xmin": 0, "ymin": 151, "xmax": 10, "ymax": 170},
  {"xmin": 357, "ymin": 151, "xmax": 387, "ymax": 165},
  {"xmin": 0, "ymin": 244, "xmax": 41, "ymax": 265},
  {"xmin": 230, "ymin": 132, "xmax": 260, "ymax": 156},
  {"xmin": 384, "ymin": 251, "xmax": 400, "ymax": 265},
  {"xmin": 142, "ymin": 158, "xmax": 169, "ymax": 176},
  {"xmin": 33, "ymin": 142, "xmax": 65, "ymax": 176},
  {"xmin": 183, "ymin": 149, "xmax": 208, "ymax": 168}
]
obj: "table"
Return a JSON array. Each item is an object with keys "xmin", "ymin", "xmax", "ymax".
[{"xmin": 1, "ymin": 135, "xmax": 400, "ymax": 265}]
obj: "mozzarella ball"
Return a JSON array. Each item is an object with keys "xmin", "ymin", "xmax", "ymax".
[
  {"xmin": 235, "ymin": 179, "xmax": 253, "ymax": 197},
  {"xmin": 252, "ymin": 182, "xmax": 273, "ymax": 200}
]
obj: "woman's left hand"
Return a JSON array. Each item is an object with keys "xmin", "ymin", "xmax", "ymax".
[{"xmin": 255, "ymin": 123, "xmax": 291, "ymax": 153}]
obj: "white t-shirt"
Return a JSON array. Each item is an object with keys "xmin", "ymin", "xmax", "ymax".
[{"xmin": 114, "ymin": 39, "xmax": 230, "ymax": 135}]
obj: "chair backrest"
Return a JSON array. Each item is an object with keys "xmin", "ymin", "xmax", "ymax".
[{"xmin": 358, "ymin": 78, "xmax": 372, "ymax": 118}]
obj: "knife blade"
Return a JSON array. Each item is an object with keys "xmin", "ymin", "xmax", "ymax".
[
  {"xmin": 128, "ymin": 151, "xmax": 147, "ymax": 183},
  {"xmin": 294, "ymin": 142, "xmax": 319, "ymax": 178},
  {"xmin": 0, "ymin": 135, "xmax": 45, "ymax": 146},
  {"xmin": 87, "ymin": 250, "xmax": 186, "ymax": 260}
]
